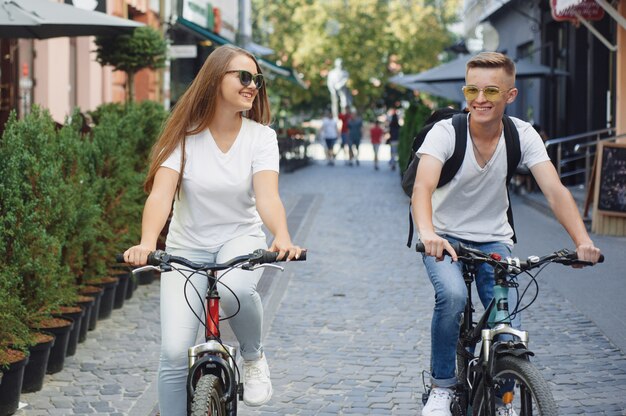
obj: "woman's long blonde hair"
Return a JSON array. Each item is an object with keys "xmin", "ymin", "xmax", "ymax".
[{"xmin": 144, "ymin": 45, "xmax": 271, "ymax": 193}]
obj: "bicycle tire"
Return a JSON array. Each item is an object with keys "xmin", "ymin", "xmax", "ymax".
[
  {"xmin": 190, "ymin": 374, "xmax": 227, "ymax": 416},
  {"xmin": 472, "ymin": 355, "xmax": 558, "ymax": 416}
]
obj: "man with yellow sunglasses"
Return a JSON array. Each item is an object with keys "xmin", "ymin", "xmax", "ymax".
[{"xmin": 412, "ymin": 52, "xmax": 602, "ymax": 416}]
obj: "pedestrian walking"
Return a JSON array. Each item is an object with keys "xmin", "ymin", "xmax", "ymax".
[
  {"xmin": 320, "ymin": 110, "xmax": 339, "ymax": 165},
  {"xmin": 387, "ymin": 108, "xmax": 400, "ymax": 170},
  {"xmin": 412, "ymin": 51, "xmax": 601, "ymax": 416},
  {"xmin": 338, "ymin": 109, "xmax": 354, "ymax": 165},
  {"xmin": 369, "ymin": 120, "xmax": 384, "ymax": 170},
  {"xmin": 348, "ymin": 109, "xmax": 363, "ymax": 166},
  {"xmin": 122, "ymin": 44, "xmax": 303, "ymax": 416}
]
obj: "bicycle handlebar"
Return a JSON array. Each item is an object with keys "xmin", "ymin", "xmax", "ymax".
[
  {"xmin": 115, "ymin": 248, "xmax": 307, "ymax": 271},
  {"xmin": 415, "ymin": 241, "xmax": 603, "ymax": 274}
]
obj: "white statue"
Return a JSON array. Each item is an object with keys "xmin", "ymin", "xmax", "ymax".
[{"xmin": 327, "ymin": 58, "xmax": 352, "ymax": 119}]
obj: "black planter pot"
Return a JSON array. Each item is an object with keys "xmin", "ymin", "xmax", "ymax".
[
  {"xmin": 112, "ymin": 271, "xmax": 130, "ymax": 309},
  {"xmin": 76, "ymin": 297, "xmax": 95, "ymax": 343},
  {"xmin": 54, "ymin": 308, "xmax": 84, "ymax": 357},
  {"xmin": 136, "ymin": 269, "xmax": 155, "ymax": 285},
  {"xmin": 39, "ymin": 317, "xmax": 73, "ymax": 374},
  {"xmin": 125, "ymin": 273, "xmax": 137, "ymax": 300},
  {"xmin": 0, "ymin": 351, "xmax": 28, "ymax": 416},
  {"xmin": 90, "ymin": 278, "xmax": 119, "ymax": 320},
  {"xmin": 21, "ymin": 332, "xmax": 55, "ymax": 393},
  {"xmin": 80, "ymin": 286, "xmax": 103, "ymax": 331}
]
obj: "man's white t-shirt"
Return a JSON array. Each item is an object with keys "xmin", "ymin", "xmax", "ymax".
[
  {"xmin": 417, "ymin": 115, "xmax": 549, "ymax": 246},
  {"xmin": 161, "ymin": 117, "xmax": 279, "ymax": 251}
]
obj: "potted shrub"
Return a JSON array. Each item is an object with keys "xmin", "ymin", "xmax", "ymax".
[
  {"xmin": 0, "ymin": 109, "xmax": 80, "ymax": 374},
  {"xmin": 0, "ymin": 269, "xmax": 31, "ymax": 414}
]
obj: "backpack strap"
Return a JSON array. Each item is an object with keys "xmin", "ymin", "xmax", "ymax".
[
  {"xmin": 438, "ymin": 113, "xmax": 468, "ymax": 187},
  {"xmin": 407, "ymin": 113, "xmax": 468, "ymax": 248},
  {"xmin": 502, "ymin": 115, "xmax": 521, "ymax": 243}
]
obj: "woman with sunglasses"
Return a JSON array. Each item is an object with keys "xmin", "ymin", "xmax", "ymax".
[
  {"xmin": 123, "ymin": 44, "xmax": 302, "ymax": 415},
  {"xmin": 412, "ymin": 52, "xmax": 601, "ymax": 416}
]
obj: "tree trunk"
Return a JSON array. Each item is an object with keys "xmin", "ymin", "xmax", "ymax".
[{"xmin": 127, "ymin": 72, "xmax": 135, "ymax": 103}]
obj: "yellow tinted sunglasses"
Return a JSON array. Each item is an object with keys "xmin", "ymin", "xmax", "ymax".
[{"xmin": 462, "ymin": 85, "xmax": 513, "ymax": 102}]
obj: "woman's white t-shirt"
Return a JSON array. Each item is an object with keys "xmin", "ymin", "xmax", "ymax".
[
  {"xmin": 161, "ymin": 117, "xmax": 279, "ymax": 250},
  {"xmin": 417, "ymin": 115, "xmax": 549, "ymax": 246}
]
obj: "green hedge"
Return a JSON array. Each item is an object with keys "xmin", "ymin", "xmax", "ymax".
[
  {"xmin": 398, "ymin": 100, "xmax": 433, "ymax": 175},
  {"xmin": 0, "ymin": 101, "xmax": 167, "ymax": 359}
]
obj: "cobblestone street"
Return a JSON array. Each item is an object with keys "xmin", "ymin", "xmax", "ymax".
[{"xmin": 16, "ymin": 146, "xmax": 626, "ymax": 415}]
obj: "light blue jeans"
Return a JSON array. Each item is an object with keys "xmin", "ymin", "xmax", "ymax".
[
  {"xmin": 422, "ymin": 236, "xmax": 519, "ymax": 388},
  {"xmin": 158, "ymin": 234, "xmax": 267, "ymax": 416}
]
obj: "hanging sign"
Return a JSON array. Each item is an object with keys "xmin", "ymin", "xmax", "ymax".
[{"xmin": 551, "ymin": 0, "xmax": 605, "ymax": 23}]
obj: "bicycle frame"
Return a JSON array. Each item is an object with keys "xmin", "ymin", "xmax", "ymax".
[
  {"xmin": 458, "ymin": 263, "xmax": 531, "ymax": 415},
  {"xmin": 185, "ymin": 271, "xmax": 239, "ymax": 411}
]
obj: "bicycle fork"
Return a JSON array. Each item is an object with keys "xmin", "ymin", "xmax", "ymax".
[{"xmin": 186, "ymin": 272, "xmax": 239, "ymax": 404}]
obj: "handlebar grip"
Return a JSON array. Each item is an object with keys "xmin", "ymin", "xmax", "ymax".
[
  {"xmin": 598, "ymin": 254, "xmax": 605, "ymax": 263},
  {"xmin": 268, "ymin": 249, "xmax": 307, "ymax": 262},
  {"xmin": 115, "ymin": 253, "xmax": 126, "ymax": 263},
  {"xmin": 147, "ymin": 250, "xmax": 168, "ymax": 266},
  {"xmin": 252, "ymin": 249, "xmax": 307, "ymax": 264},
  {"xmin": 415, "ymin": 241, "xmax": 462, "ymax": 257}
]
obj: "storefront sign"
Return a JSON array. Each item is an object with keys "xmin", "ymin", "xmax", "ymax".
[
  {"xmin": 551, "ymin": 0, "xmax": 605, "ymax": 22},
  {"xmin": 169, "ymin": 45, "xmax": 198, "ymax": 59}
]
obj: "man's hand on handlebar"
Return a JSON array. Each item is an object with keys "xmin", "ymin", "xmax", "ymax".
[
  {"xmin": 574, "ymin": 242, "xmax": 602, "ymax": 268},
  {"xmin": 419, "ymin": 232, "xmax": 458, "ymax": 262}
]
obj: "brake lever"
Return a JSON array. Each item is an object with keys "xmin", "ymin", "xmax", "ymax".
[
  {"xmin": 131, "ymin": 264, "xmax": 169, "ymax": 274},
  {"xmin": 244, "ymin": 263, "xmax": 284, "ymax": 272}
]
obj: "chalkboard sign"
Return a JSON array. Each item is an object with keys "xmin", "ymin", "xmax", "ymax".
[{"xmin": 596, "ymin": 142, "xmax": 626, "ymax": 215}]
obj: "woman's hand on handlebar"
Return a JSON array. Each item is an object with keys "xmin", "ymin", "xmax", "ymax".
[
  {"xmin": 420, "ymin": 232, "xmax": 458, "ymax": 262},
  {"xmin": 123, "ymin": 244, "xmax": 155, "ymax": 266},
  {"xmin": 269, "ymin": 234, "xmax": 303, "ymax": 261}
]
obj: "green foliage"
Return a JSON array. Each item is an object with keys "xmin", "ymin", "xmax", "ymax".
[
  {"xmin": 398, "ymin": 101, "xmax": 433, "ymax": 173},
  {"xmin": 0, "ymin": 101, "xmax": 165, "ymax": 347},
  {"xmin": 82, "ymin": 101, "xmax": 167, "ymax": 280},
  {"xmin": 0, "ymin": 265, "xmax": 33, "ymax": 354},
  {"xmin": 252, "ymin": 0, "xmax": 460, "ymax": 114},
  {"xmin": 94, "ymin": 27, "xmax": 167, "ymax": 102},
  {"xmin": 0, "ymin": 108, "xmax": 77, "ymax": 325}
]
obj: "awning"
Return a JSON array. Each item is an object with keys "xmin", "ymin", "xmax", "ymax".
[
  {"xmin": 389, "ymin": 54, "xmax": 568, "ymax": 85},
  {"xmin": 177, "ymin": 17, "xmax": 230, "ymax": 46},
  {"xmin": 176, "ymin": 17, "xmax": 306, "ymax": 89},
  {"xmin": 0, "ymin": 0, "xmax": 142, "ymax": 39}
]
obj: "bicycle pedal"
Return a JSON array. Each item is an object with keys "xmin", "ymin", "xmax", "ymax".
[
  {"xmin": 237, "ymin": 382, "xmax": 244, "ymax": 400},
  {"xmin": 422, "ymin": 392, "xmax": 430, "ymax": 405}
]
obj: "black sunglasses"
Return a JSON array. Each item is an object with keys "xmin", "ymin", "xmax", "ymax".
[{"xmin": 226, "ymin": 70, "xmax": 264, "ymax": 89}]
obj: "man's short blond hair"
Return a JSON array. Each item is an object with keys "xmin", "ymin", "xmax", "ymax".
[{"xmin": 466, "ymin": 52, "xmax": 516, "ymax": 78}]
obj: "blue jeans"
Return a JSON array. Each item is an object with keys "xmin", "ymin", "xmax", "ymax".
[
  {"xmin": 158, "ymin": 235, "xmax": 267, "ymax": 416},
  {"xmin": 421, "ymin": 236, "xmax": 517, "ymax": 388}
]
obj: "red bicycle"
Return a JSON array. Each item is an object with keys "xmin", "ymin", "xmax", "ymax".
[{"xmin": 117, "ymin": 248, "xmax": 306, "ymax": 415}]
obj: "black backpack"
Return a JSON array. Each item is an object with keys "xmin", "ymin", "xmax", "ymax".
[{"xmin": 403, "ymin": 108, "xmax": 522, "ymax": 247}]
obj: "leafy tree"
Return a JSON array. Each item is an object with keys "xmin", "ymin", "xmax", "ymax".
[
  {"xmin": 251, "ymin": 0, "xmax": 460, "ymax": 116},
  {"xmin": 94, "ymin": 26, "xmax": 167, "ymax": 102}
]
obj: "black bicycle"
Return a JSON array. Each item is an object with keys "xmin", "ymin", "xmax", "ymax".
[
  {"xmin": 117, "ymin": 248, "xmax": 306, "ymax": 416},
  {"xmin": 417, "ymin": 241, "xmax": 603, "ymax": 415}
]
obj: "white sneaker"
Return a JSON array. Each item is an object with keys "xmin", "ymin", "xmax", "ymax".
[
  {"xmin": 497, "ymin": 403, "xmax": 518, "ymax": 416},
  {"xmin": 243, "ymin": 354, "xmax": 272, "ymax": 406},
  {"xmin": 422, "ymin": 387, "xmax": 453, "ymax": 416}
]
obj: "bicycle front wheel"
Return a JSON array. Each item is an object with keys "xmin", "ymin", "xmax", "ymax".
[
  {"xmin": 190, "ymin": 374, "xmax": 227, "ymax": 416},
  {"xmin": 472, "ymin": 355, "xmax": 558, "ymax": 416}
]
